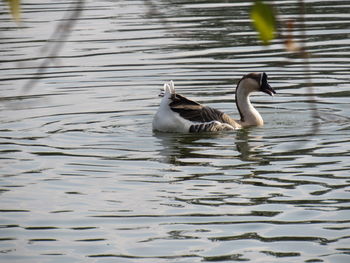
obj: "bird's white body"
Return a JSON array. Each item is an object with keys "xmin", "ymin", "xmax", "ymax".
[{"xmin": 152, "ymin": 82, "xmax": 193, "ymax": 132}]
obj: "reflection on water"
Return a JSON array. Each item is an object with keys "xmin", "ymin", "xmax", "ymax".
[
  {"xmin": 156, "ymin": 130, "xmax": 267, "ymax": 166},
  {"xmin": 1, "ymin": 0, "xmax": 350, "ymax": 262}
]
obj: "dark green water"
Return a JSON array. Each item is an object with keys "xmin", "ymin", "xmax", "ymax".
[{"xmin": 1, "ymin": 0, "xmax": 350, "ymax": 262}]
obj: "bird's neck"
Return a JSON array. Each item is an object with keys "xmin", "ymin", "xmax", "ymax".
[{"xmin": 235, "ymin": 84, "xmax": 263, "ymax": 127}]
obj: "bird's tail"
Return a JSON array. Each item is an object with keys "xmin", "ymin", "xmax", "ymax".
[{"xmin": 159, "ymin": 80, "xmax": 175, "ymax": 97}]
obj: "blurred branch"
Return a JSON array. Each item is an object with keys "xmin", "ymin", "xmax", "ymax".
[
  {"xmin": 22, "ymin": 0, "xmax": 85, "ymax": 91},
  {"xmin": 297, "ymin": 0, "xmax": 320, "ymax": 135},
  {"xmin": 251, "ymin": 0, "xmax": 319, "ymax": 135},
  {"xmin": 142, "ymin": 0, "xmax": 182, "ymax": 34}
]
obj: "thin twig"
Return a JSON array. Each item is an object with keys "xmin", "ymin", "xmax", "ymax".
[
  {"xmin": 22, "ymin": 0, "xmax": 85, "ymax": 91},
  {"xmin": 298, "ymin": 0, "xmax": 320, "ymax": 135}
]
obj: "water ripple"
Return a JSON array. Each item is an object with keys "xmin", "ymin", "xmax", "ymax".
[{"xmin": 1, "ymin": 0, "xmax": 350, "ymax": 262}]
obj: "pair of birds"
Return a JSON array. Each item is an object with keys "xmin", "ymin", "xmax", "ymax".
[{"xmin": 152, "ymin": 72, "xmax": 276, "ymax": 133}]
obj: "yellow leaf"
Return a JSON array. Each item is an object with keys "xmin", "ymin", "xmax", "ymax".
[
  {"xmin": 251, "ymin": 1, "xmax": 276, "ymax": 45},
  {"xmin": 4, "ymin": 0, "xmax": 21, "ymax": 22}
]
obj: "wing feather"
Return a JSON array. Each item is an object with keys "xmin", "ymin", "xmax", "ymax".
[{"xmin": 169, "ymin": 94, "xmax": 234, "ymax": 125}]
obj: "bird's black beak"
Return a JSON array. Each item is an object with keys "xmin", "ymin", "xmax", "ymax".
[{"xmin": 260, "ymin": 72, "xmax": 276, "ymax": 96}]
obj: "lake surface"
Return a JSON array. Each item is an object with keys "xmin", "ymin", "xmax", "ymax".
[{"xmin": 1, "ymin": 0, "xmax": 350, "ymax": 262}]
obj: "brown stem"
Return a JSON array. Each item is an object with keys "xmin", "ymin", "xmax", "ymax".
[{"xmin": 298, "ymin": 0, "xmax": 319, "ymax": 135}]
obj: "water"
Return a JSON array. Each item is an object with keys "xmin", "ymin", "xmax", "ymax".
[{"xmin": 1, "ymin": 0, "xmax": 350, "ymax": 262}]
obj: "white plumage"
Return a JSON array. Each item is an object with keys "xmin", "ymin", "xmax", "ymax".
[{"xmin": 152, "ymin": 81, "xmax": 193, "ymax": 133}]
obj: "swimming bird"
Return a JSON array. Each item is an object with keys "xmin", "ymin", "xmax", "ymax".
[{"xmin": 152, "ymin": 72, "xmax": 276, "ymax": 133}]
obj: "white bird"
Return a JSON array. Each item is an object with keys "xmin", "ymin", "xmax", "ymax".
[{"xmin": 152, "ymin": 72, "xmax": 276, "ymax": 133}]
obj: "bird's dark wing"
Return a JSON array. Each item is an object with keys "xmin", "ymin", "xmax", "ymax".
[{"xmin": 169, "ymin": 94, "xmax": 227, "ymax": 123}]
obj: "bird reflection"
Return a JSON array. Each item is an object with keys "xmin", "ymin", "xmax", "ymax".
[
  {"xmin": 235, "ymin": 129, "xmax": 266, "ymax": 162},
  {"xmin": 154, "ymin": 132, "xmax": 219, "ymax": 166},
  {"xmin": 154, "ymin": 129, "xmax": 267, "ymax": 166}
]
